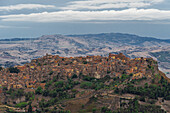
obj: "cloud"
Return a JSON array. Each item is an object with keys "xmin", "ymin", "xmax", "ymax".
[
  {"xmin": 0, "ymin": 8, "xmax": 170, "ymax": 22},
  {"xmin": 0, "ymin": 25, "xmax": 11, "ymax": 28},
  {"xmin": 61, "ymin": 0, "xmax": 164, "ymax": 10},
  {"xmin": 0, "ymin": 4, "xmax": 56, "ymax": 11},
  {"xmin": 0, "ymin": 25, "xmax": 29, "ymax": 29}
]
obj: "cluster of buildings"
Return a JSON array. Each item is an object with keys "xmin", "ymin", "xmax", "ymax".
[{"xmin": 0, "ymin": 53, "xmax": 159, "ymax": 92}]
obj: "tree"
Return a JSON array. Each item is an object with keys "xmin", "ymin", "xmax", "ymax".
[
  {"xmin": 3, "ymin": 87, "xmax": 7, "ymax": 91},
  {"xmin": 114, "ymin": 88, "xmax": 120, "ymax": 94},
  {"xmin": 71, "ymin": 74, "xmax": 78, "ymax": 79},
  {"xmin": 80, "ymin": 81, "xmax": 93, "ymax": 89},
  {"xmin": 43, "ymin": 89, "xmax": 49, "ymax": 96},
  {"xmin": 101, "ymin": 106, "xmax": 111, "ymax": 113},
  {"xmin": 35, "ymin": 86, "xmax": 43, "ymax": 94},
  {"xmin": 144, "ymin": 83, "xmax": 148, "ymax": 89},
  {"xmin": 140, "ymin": 96, "xmax": 145, "ymax": 102},
  {"xmin": 28, "ymin": 102, "xmax": 32, "ymax": 113},
  {"xmin": 0, "ymin": 66, "xmax": 2, "ymax": 71},
  {"xmin": 92, "ymin": 108, "xmax": 97, "ymax": 113},
  {"xmin": 49, "ymin": 71, "xmax": 53, "ymax": 75},
  {"xmin": 55, "ymin": 81, "xmax": 64, "ymax": 88}
]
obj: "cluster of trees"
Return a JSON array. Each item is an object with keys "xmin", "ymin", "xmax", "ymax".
[
  {"xmin": 116, "ymin": 77, "xmax": 170, "ymax": 100},
  {"xmin": 101, "ymin": 106, "xmax": 112, "ymax": 113},
  {"xmin": 80, "ymin": 75, "xmax": 113, "ymax": 90},
  {"xmin": 80, "ymin": 74, "xmax": 134, "ymax": 90},
  {"xmin": 3, "ymin": 70, "xmax": 169, "ymax": 113},
  {"xmin": 39, "ymin": 98, "xmax": 58, "ymax": 109},
  {"xmin": 5, "ymin": 88, "xmax": 24, "ymax": 99},
  {"xmin": 130, "ymin": 77, "xmax": 147, "ymax": 84},
  {"xmin": 25, "ymin": 92, "xmax": 35, "ymax": 101},
  {"xmin": 38, "ymin": 98, "xmax": 72, "ymax": 113},
  {"xmin": 36, "ymin": 79, "xmax": 79, "ymax": 99},
  {"xmin": 34, "ymin": 81, "xmax": 78, "ymax": 110},
  {"xmin": 116, "ymin": 98, "xmax": 166, "ymax": 113},
  {"xmin": 80, "ymin": 81, "xmax": 105, "ymax": 90},
  {"xmin": 100, "ymin": 98, "xmax": 166, "ymax": 113},
  {"xmin": 121, "ymin": 74, "xmax": 132, "ymax": 81}
]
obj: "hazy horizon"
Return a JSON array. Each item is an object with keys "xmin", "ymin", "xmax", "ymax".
[{"xmin": 0, "ymin": 32, "xmax": 170, "ymax": 40}]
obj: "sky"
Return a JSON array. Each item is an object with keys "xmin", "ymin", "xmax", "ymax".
[{"xmin": 0, "ymin": 0, "xmax": 170, "ymax": 39}]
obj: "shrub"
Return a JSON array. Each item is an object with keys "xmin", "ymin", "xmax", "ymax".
[
  {"xmin": 83, "ymin": 76, "xmax": 95, "ymax": 81},
  {"xmin": 55, "ymin": 81, "xmax": 64, "ymax": 87},
  {"xmin": 49, "ymin": 71, "xmax": 53, "ymax": 75},
  {"xmin": 71, "ymin": 74, "xmax": 78, "ymax": 79},
  {"xmin": 92, "ymin": 108, "xmax": 97, "ymax": 113},
  {"xmin": 83, "ymin": 61, "xmax": 88, "ymax": 64},
  {"xmin": 0, "ymin": 67, "xmax": 2, "ymax": 71},
  {"xmin": 80, "ymin": 81, "xmax": 93, "ymax": 89},
  {"xmin": 35, "ymin": 86, "xmax": 43, "ymax": 94},
  {"xmin": 15, "ymin": 102, "xmax": 28, "ymax": 108},
  {"xmin": 140, "ymin": 96, "xmax": 145, "ymax": 102},
  {"xmin": 107, "ymin": 71, "xmax": 111, "ymax": 74}
]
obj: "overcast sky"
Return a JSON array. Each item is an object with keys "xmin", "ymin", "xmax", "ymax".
[{"xmin": 0, "ymin": 0, "xmax": 170, "ymax": 39}]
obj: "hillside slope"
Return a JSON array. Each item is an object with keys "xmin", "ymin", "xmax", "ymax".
[{"xmin": 0, "ymin": 53, "xmax": 169, "ymax": 113}]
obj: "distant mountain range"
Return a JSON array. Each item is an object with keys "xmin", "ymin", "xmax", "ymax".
[
  {"xmin": 68, "ymin": 33, "xmax": 170, "ymax": 46},
  {"xmin": 0, "ymin": 33, "xmax": 169, "ymax": 77}
]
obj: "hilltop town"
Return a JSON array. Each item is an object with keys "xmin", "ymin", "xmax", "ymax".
[
  {"xmin": 0, "ymin": 53, "xmax": 169, "ymax": 113},
  {"xmin": 0, "ymin": 33, "xmax": 169, "ymax": 78},
  {"xmin": 0, "ymin": 53, "xmax": 163, "ymax": 90}
]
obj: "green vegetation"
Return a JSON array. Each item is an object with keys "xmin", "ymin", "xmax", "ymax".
[
  {"xmin": 130, "ymin": 77, "xmax": 147, "ymax": 84},
  {"xmin": 25, "ymin": 92, "xmax": 35, "ymax": 101},
  {"xmin": 101, "ymin": 106, "xmax": 112, "ymax": 113},
  {"xmin": 83, "ymin": 75, "xmax": 95, "ymax": 81},
  {"xmin": 92, "ymin": 108, "xmax": 97, "ymax": 113},
  {"xmin": 38, "ymin": 62, "xmax": 41, "ymax": 66},
  {"xmin": 71, "ymin": 74, "xmax": 78, "ymax": 79},
  {"xmin": 28, "ymin": 102, "xmax": 33, "ymax": 113},
  {"xmin": 49, "ymin": 71, "xmax": 53, "ymax": 75},
  {"xmin": 39, "ymin": 98, "xmax": 59, "ymax": 108},
  {"xmin": 97, "ymin": 98, "xmax": 166, "ymax": 113},
  {"xmin": 80, "ymin": 81, "xmax": 93, "ymax": 89},
  {"xmin": 0, "ymin": 66, "xmax": 2, "ymax": 71},
  {"xmin": 5, "ymin": 88, "xmax": 24, "ymax": 99},
  {"xmin": 115, "ymin": 98, "xmax": 166, "ymax": 113},
  {"xmin": 40, "ymin": 78, "xmax": 80, "ymax": 100},
  {"xmin": 116, "ymin": 77, "xmax": 170, "ymax": 100},
  {"xmin": 83, "ymin": 61, "xmax": 88, "ymax": 64},
  {"xmin": 15, "ymin": 102, "xmax": 28, "ymax": 108},
  {"xmin": 80, "ymin": 75, "xmax": 113, "ymax": 90},
  {"xmin": 121, "ymin": 74, "xmax": 132, "ymax": 81},
  {"xmin": 35, "ymin": 86, "xmax": 43, "ymax": 94},
  {"xmin": 2, "ymin": 66, "xmax": 169, "ymax": 113},
  {"xmin": 1, "ymin": 50, "xmax": 170, "ymax": 113},
  {"xmin": 80, "ymin": 74, "xmax": 134, "ymax": 90}
]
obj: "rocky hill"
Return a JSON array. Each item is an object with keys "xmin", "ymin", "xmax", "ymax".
[
  {"xmin": 0, "ymin": 53, "xmax": 169, "ymax": 112},
  {"xmin": 0, "ymin": 33, "xmax": 169, "ymax": 77}
]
